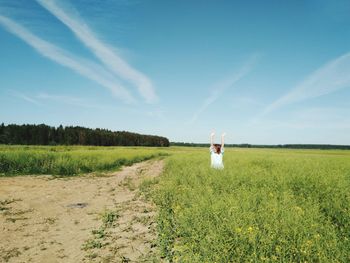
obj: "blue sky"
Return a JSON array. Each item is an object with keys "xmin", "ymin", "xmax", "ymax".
[{"xmin": 1, "ymin": 0, "xmax": 350, "ymax": 144}]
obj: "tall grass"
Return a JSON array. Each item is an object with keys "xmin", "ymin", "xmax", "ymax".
[
  {"xmin": 153, "ymin": 148, "xmax": 350, "ymax": 262},
  {"xmin": 2, "ymin": 145, "xmax": 350, "ymax": 261},
  {"xmin": 0, "ymin": 145, "xmax": 168, "ymax": 176}
]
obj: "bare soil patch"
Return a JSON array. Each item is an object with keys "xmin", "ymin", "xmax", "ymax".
[{"xmin": 0, "ymin": 159, "xmax": 164, "ymax": 263}]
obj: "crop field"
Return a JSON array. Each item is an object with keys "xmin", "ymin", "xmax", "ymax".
[
  {"xmin": 1, "ymin": 145, "xmax": 350, "ymax": 262},
  {"xmin": 152, "ymin": 148, "xmax": 350, "ymax": 262},
  {"xmin": 0, "ymin": 145, "xmax": 169, "ymax": 176}
]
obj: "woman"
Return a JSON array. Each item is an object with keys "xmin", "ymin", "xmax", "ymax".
[{"xmin": 209, "ymin": 132, "xmax": 226, "ymax": 169}]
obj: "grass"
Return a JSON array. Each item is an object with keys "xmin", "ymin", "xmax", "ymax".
[
  {"xmin": 82, "ymin": 239, "xmax": 103, "ymax": 250},
  {"xmin": 82, "ymin": 210, "xmax": 119, "ymax": 252},
  {"xmin": 101, "ymin": 210, "xmax": 119, "ymax": 227},
  {"xmin": 2, "ymin": 145, "xmax": 350, "ymax": 261},
  {"xmin": 152, "ymin": 147, "xmax": 350, "ymax": 262},
  {"xmin": 0, "ymin": 145, "xmax": 169, "ymax": 176}
]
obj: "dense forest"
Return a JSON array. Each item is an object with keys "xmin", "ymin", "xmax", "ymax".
[
  {"xmin": 171, "ymin": 142, "xmax": 350, "ymax": 150},
  {"xmin": 0, "ymin": 123, "xmax": 169, "ymax": 147}
]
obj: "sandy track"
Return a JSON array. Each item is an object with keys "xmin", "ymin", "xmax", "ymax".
[{"xmin": 0, "ymin": 159, "xmax": 164, "ymax": 263}]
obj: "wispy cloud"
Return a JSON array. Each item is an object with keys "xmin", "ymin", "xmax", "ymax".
[
  {"xmin": 10, "ymin": 90, "xmax": 113, "ymax": 109},
  {"xmin": 146, "ymin": 109, "xmax": 166, "ymax": 121},
  {"xmin": 0, "ymin": 15, "xmax": 135, "ymax": 103},
  {"xmin": 260, "ymin": 52, "xmax": 350, "ymax": 116},
  {"xmin": 241, "ymin": 106, "xmax": 350, "ymax": 144},
  {"xmin": 36, "ymin": 93, "xmax": 106, "ymax": 109},
  {"xmin": 231, "ymin": 96, "xmax": 263, "ymax": 109},
  {"xmin": 10, "ymin": 90, "xmax": 41, "ymax": 105},
  {"xmin": 36, "ymin": 0, "xmax": 158, "ymax": 103},
  {"xmin": 11, "ymin": 91, "xmax": 167, "ymax": 121},
  {"xmin": 252, "ymin": 106, "xmax": 350, "ymax": 131},
  {"xmin": 189, "ymin": 54, "xmax": 260, "ymax": 123}
]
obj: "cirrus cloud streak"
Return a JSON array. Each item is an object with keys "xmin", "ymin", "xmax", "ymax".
[
  {"xmin": 261, "ymin": 52, "xmax": 350, "ymax": 116},
  {"xmin": 0, "ymin": 15, "xmax": 136, "ymax": 103},
  {"xmin": 36, "ymin": 0, "xmax": 158, "ymax": 103}
]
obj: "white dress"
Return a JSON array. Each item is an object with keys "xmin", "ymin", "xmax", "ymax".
[{"xmin": 209, "ymin": 146, "xmax": 224, "ymax": 169}]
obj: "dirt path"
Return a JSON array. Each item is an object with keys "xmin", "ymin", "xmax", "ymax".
[{"xmin": 0, "ymin": 159, "xmax": 164, "ymax": 263}]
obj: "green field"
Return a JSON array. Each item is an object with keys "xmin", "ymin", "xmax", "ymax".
[
  {"xmin": 1, "ymin": 145, "xmax": 350, "ymax": 262},
  {"xmin": 151, "ymin": 147, "xmax": 350, "ymax": 262},
  {"xmin": 0, "ymin": 145, "xmax": 169, "ymax": 176}
]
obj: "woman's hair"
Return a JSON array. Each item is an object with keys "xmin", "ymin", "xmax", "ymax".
[{"xmin": 214, "ymin": 144, "xmax": 221, "ymax": 154}]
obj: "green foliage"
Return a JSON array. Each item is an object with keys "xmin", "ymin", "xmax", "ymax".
[
  {"xmin": 91, "ymin": 228, "xmax": 106, "ymax": 239},
  {"xmin": 81, "ymin": 239, "xmax": 103, "ymax": 250},
  {"xmin": 139, "ymin": 177, "xmax": 160, "ymax": 200},
  {"xmin": 0, "ymin": 145, "xmax": 169, "ymax": 176},
  {"xmin": 153, "ymin": 148, "xmax": 350, "ymax": 262},
  {"xmin": 101, "ymin": 210, "xmax": 119, "ymax": 227},
  {"xmin": 0, "ymin": 123, "xmax": 169, "ymax": 147},
  {"xmin": 82, "ymin": 209, "xmax": 120, "ymax": 258}
]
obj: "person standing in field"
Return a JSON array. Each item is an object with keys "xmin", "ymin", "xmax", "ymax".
[{"xmin": 210, "ymin": 132, "xmax": 226, "ymax": 169}]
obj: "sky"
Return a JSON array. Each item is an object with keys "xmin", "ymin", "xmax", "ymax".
[{"xmin": 1, "ymin": 0, "xmax": 350, "ymax": 144}]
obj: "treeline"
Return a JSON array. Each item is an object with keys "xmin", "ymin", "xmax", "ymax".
[
  {"xmin": 0, "ymin": 123, "xmax": 169, "ymax": 147},
  {"xmin": 171, "ymin": 142, "xmax": 350, "ymax": 150}
]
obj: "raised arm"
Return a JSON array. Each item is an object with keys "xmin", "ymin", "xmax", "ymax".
[
  {"xmin": 210, "ymin": 132, "xmax": 215, "ymax": 146},
  {"xmin": 221, "ymin": 133, "xmax": 226, "ymax": 148}
]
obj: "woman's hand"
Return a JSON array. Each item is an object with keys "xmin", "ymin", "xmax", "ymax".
[
  {"xmin": 221, "ymin": 133, "xmax": 226, "ymax": 147},
  {"xmin": 210, "ymin": 132, "xmax": 215, "ymax": 146}
]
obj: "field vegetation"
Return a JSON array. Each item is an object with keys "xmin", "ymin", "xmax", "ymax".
[
  {"xmin": 0, "ymin": 145, "xmax": 168, "ymax": 176},
  {"xmin": 1, "ymin": 145, "xmax": 350, "ymax": 262},
  {"xmin": 151, "ymin": 147, "xmax": 350, "ymax": 262}
]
